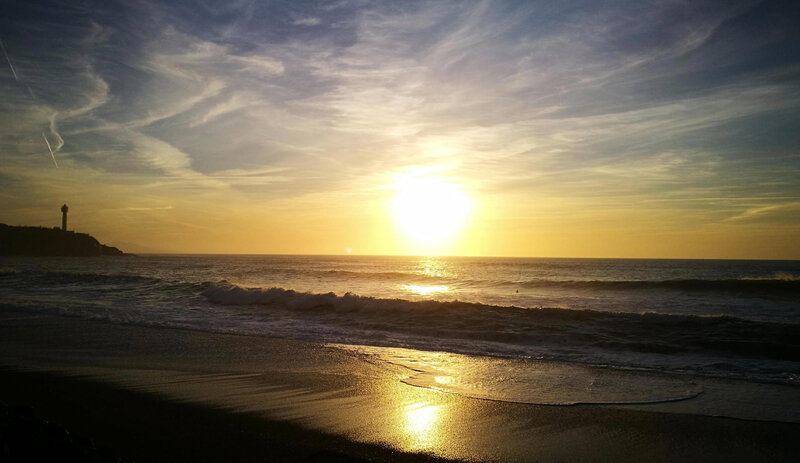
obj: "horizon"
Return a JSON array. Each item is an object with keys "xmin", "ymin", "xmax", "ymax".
[
  {"xmin": 124, "ymin": 252, "xmax": 800, "ymax": 262},
  {"xmin": 2, "ymin": 1, "xmax": 800, "ymax": 259}
]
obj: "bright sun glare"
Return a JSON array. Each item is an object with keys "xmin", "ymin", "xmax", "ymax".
[{"xmin": 393, "ymin": 176, "xmax": 471, "ymax": 244}]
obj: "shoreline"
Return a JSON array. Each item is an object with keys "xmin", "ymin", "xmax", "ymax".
[{"xmin": 1, "ymin": 311, "xmax": 799, "ymax": 462}]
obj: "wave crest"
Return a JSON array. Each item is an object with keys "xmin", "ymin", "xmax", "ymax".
[
  {"xmin": 201, "ymin": 281, "xmax": 800, "ymax": 367},
  {"xmin": 202, "ymin": 280, "xmax": 462, "ymax": 313}
]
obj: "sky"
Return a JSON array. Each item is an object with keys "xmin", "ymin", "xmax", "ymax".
[{"xmin": 1, "ymin": 0, "xmax": 799, "ymax": 258}]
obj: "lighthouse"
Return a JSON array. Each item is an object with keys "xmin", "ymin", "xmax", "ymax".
[{"xmin": 61, "ymin": 204, "xmax": 68, "ymax": 231}]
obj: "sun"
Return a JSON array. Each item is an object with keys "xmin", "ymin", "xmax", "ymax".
[{"xmin": 392, "ymin": 176, "xmax": 471, "ymax": 244}]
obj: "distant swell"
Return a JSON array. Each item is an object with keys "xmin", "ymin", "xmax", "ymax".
[
  {"xmin": 0, "ymin": 269, "xmax": 165, "ymax": 286},
  {"xmin": 8, "ymin": 269, "xmax": 798, "ymax": 296},
  {"xmin": 515, "ymin": 278, "xmax": 800, "ymax": 295},
  {"xmin": 319, "ymin": 269, "xmax": 436, "ymax": 281},
  {"xmin": 202, "ymin": 281, "xmax": 800, "ymax": 366},
  {"xmin": 0, "ymin": 269, "xmax": 202, "ymax": 293},
  {"xmin": 314, "ymin": 271, "xmax": 800, "ymax": 296},
  {"xmin": 297, "ymin": 272, "xmax": 800, "ymax": 296}
]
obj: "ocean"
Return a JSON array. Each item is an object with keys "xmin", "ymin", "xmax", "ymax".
[{"xmin": 1, "ymin": 255, "xmax": 799, "ymax": 401}]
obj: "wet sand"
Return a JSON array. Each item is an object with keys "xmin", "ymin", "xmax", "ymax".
[{"xmin": 1, "ymin": 311, "xmax": 798, "ymax": 462}]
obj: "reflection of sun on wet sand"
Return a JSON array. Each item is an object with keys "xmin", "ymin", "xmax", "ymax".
[
  {"xmin": 1, "ymin": 313, "xmax": 798, "ymax": 462},
  {"xmin": 402, "ymin": 402, "xmax": 442, "ymax": 451}
]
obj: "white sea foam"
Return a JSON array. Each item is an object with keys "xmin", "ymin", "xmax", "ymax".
[
  {"xmin": 329, "ymin": 344, "xmax": 800, "ymax": 423},
  {"xmin": 333, "ymin": 344, "xmax": 703, "ymax": 405}
]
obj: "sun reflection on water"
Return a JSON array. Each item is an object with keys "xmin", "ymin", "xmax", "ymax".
[
  {"xmin": 414, "ymin": 257, "xmax": 452, "ymax": 278},
  {"xmin": 402, "ymin": 284, "xmax": 449, "ymax": 296}
]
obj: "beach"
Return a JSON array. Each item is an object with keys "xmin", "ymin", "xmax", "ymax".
[
  {"xmin": 4, "ymin": 0, "xmax": 800, "ymax": 460},
  {"xmin": 1, "ymin": 310, "xmax": 798, "ymax": 462}
]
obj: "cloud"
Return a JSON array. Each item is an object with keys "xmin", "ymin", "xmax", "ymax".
[
  {"xmin": 125, "ymin": 205, "xmax": 174, "ymax": 211},
  {"xmin": 292, "ymin": 17, "xmax": 321, "ymax": 26},
  {"xmin": 232, "ymin": 54, "xmax": 285, "ymax": 75},
  {"xmin": 192, "ymin": 92, "xmax": 254, "ymax": 126},
  {"xmin": 726, "ymin": 202, "xmax": 800, "ymax": 223}
]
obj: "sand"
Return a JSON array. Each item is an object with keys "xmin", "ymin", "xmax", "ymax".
[{"xmin": 0, "ymin": 310, "xmax": 798, "ymax": 462}]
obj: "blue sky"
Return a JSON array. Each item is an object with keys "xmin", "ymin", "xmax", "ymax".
[{"xmin": 1, "ymin": 0, "xmax": 799, "ymax": 257}]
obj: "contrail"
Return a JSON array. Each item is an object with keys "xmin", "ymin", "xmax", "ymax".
[
  {"xmin": 0, "ymin": 38, "xmax": 18, "ymax": 82},
  {"xmin": 42, "ymin": 131, "xmax": 59, "ymax": 168},
  {"xmin": 48, "ymin": 113, "xmax": 64, "ymax": 153},
  {"xmin": 2, "ymin": 37, "xmax": 59, "ymax": 161},
  {"xmin": 0, "ymin": 37, "xmax": 34, "ymax": 97}
]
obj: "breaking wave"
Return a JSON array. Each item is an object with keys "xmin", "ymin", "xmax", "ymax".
[{"xmin": 202, "ymin": 281, "xmax": 800, "ymax": 368}]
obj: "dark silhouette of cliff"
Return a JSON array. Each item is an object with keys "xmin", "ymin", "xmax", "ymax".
[{"xmin": 0, "ymin": 224, "xmax": 126, "ymax": 256}]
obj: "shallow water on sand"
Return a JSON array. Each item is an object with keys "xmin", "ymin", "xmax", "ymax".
[{"xmin": 330, "ymin": 344, "xmax": 800, "ymax": 423}]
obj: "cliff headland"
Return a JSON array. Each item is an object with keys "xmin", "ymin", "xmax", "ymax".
[{"xmin": 0, "ymin": 224, "xmax": 125, "ymax": 256}]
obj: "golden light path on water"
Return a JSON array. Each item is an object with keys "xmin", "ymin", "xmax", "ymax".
[
  {"xmin": 402, "ymin": 284, "xmax": 449, "ymax": 296},
  {"xmin": 401, "ymin": 257, "xmax": 454, "ymax": 297}
]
